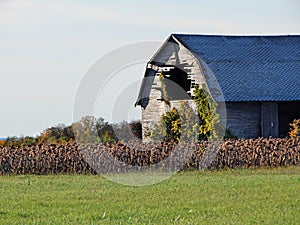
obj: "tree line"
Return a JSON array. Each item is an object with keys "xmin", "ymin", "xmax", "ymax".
[{"xmin": 3, "ymin": 116, "xmax": 142, "ymax": 146}]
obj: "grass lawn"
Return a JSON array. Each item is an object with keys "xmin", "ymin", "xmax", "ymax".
[{"xmin": 0, "ymin": 167, "xmax": 299, "ymax": 224}]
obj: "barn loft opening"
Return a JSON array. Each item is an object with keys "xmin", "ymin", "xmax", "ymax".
[
  {"xmin": 161, "ymin": 66, "xmax": 192, "ymax": 100},
  {"xmin": 278, "ymin": 101, "xmax": 300, "ymax": 137}
]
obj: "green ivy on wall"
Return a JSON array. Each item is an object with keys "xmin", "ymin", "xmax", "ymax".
[{"xmin": 193, "ymin": 85, "xmax": 222, "ymax": 140}]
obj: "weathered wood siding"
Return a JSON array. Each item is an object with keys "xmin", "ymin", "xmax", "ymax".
[
  {"xmin": 168, "ymin": 100, "xmax": 196, "ymax": 111},
  {"xmin": 261, "ymin": 102, "xmax": 279, "ymax": 137},
  {"xmin": 175, "ymin": 42, "xmax": 205, "ymax": 93},
  {"xmin": 141, "ymin": 75, "xmax": 167, "ymax": 139},
  {"xmin": 142, "ymin": 39, "xmax": 205, "ymax": 140},
  {"xmin": 226, "ymin": 102, "xmax": 261, "ymax": 138}
]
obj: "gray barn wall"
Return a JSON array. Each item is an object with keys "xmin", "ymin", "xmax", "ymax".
[
  {"xmin": 225, "ymin": 102, "xmax": 261, "ymax": 138},
  {"xmin": 261, "ymin": 102, "xmax": 279, "ymax": 137},
  {"xmin": 141, "ymin": 75, "xmax": 167, "ymax": 139}
]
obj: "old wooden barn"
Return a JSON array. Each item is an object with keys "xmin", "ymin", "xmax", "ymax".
[{"xmin": 135, "ymin": 34, "xmax": 300, "ymax": 139}]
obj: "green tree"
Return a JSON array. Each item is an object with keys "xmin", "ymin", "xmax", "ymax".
[
  {"xmin": 72, "ymin": 116, "xmax": 119, "ymax": 144},
  {"xmin": 151, "ymin": 107, "xmax": 181, "ymax": 142},
  {"xmin": 39, "ymin": 123, "xmax": 74, "ymax": 143},
  {"xmin": 129, "ymin": 120, "xmax": 142, "ymax": 140},
  {"xmin": 96, "ymin": 118, "xmax": 117, "ymax": 143},
  {"xmin": 72, "ymin": 116, "xmax": 101, "ymax": 144}
]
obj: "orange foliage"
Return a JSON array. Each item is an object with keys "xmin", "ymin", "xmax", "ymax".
[{"xmin": 289, "ymin": 119, "xmax": 300, "ymax": 139}]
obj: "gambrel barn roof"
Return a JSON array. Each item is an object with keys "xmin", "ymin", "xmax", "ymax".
[
  {"xmin": 136, "ymin": 34, "xmax": 300, "ymax": 106},
  {"xmin": 173, "ymin": 34, "xmax": 300, "ymax": 101}
]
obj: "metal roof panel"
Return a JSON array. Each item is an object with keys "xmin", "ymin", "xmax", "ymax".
[{"xmin": 173, "ymin": 34, "xmax": 300, "ymax": 102}]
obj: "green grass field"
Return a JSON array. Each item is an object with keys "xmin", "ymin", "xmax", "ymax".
[{"xmin": 0, "ymin": 167, "xmax": 299, "ymax": 225}]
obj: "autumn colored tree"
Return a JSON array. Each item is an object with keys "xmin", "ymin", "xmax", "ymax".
[{"xmin": 289, "ymin": 119, "xmax": 300, "ymax": 139}]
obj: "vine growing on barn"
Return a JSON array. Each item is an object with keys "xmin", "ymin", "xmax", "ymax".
[
  {"xmin": 158, "ymin": 72, "xmax": 170, "ymax": 106},
  {"xmin": 151, "ymin": 101, "xmax": 199, "ymax": 142},
  {"xmin": 151, "ymin": 84, "xmax": 222, "ymax": 141},
  {"xmin": 151, "ymin": 107, "xmax": 181, "ymax": 142},
  {"xmin": 193, "ymin": 85, "xmax": 222, "ymax": 140}
]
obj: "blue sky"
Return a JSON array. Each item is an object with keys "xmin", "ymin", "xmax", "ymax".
[{"xmin": 0, "ymin": 0, "xmax": 299, "ymax": 137}]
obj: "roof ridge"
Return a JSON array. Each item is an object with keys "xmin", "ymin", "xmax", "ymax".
[{"xmin": 172, "ymin": 33, "xmax": 300, "ymax": 38}]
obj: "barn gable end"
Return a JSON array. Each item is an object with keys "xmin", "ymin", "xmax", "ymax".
[{"xmin": 136, "ymin": 36, "xmax": 207, "ymax": 139}]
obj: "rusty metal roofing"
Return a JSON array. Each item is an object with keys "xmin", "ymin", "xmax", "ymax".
[{"xmin": 173, "ymin": 34, "xmax": 300, "ymax": 102}]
